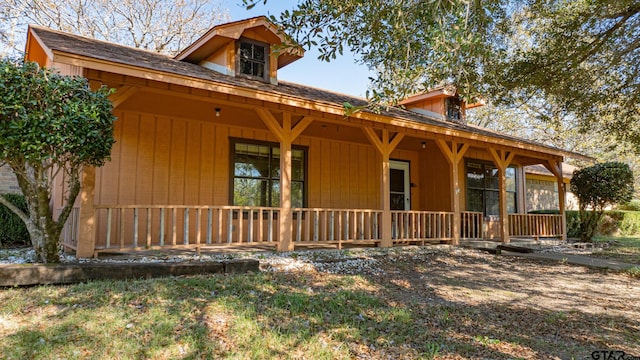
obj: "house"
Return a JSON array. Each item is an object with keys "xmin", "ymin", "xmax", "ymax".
[
  {"xmin": 23, "ymin": 17, "xmax": 586, "ymax": 257},
  {"xmin": 525, "ymin": 164, "xmax": 579, "ymax": 212}
]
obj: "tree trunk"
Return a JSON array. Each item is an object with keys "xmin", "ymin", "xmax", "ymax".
[
  {"xmin": 579, "ymin": 207, "xmax": 602, "ymax": 243},
  {"xmin": 18, "ymin": 179, "xmax": 64, "ymax": 263}
]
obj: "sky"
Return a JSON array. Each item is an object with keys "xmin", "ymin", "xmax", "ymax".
[{"xmin": 227, "ymin": 1, "xmax": 372, "ymax": 98}]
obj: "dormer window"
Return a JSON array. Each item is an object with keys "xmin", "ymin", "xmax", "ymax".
[
  {"xmin": 446, "ymin": 97, "xmax": 462, "ymax": 121},
  {"xmin": 237, "ymin": 38, "xmax": 269, "ymax": 81}
]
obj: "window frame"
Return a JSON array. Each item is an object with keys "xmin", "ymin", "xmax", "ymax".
[
  {"xmin": 445, "ymin": 96, "xmax": 462, "ymax": 121},
  {"xmin": 236, "ymin": 37, "xmax": 270, "ymax": 82},
  {"xmin": 229, "ymin": 138, "xmax": 308, "ymax": 208},
  {"xmin": 465, "ymin": 159, "xmax": 517, "ymax": 216}
]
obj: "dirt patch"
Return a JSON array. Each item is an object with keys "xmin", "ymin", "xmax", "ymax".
[{"xmin": 347, "ymin": 248, "xmax": 640, "ymax": 358}]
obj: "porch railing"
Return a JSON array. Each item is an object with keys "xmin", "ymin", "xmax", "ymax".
[
  {"xmin": 508, "ymin": 213, "xmax": 563, "ymax": 238},
  {"xmin": 94, "ymin": 205, "xmax": 279, "ymax": 251},
  {"xmin": 291, "ymin": 208, "xmax": 382, "ymax": 247},
  {"xmin": 90, "ymin": 205, "xmax": 562, "ymax": 252},
  {"xmin": 60, "ymin": 207, "xmax": 80, "ymax": 250},
  {"xmin": 391, "ymin": 211, "xmax": 454, "ymax": 243},
  {"xmin": 461, "ymin": 211, "xmax": 484, "ymax": 240}
]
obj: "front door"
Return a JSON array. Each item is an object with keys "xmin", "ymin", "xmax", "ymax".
[{"xmin": 390, "ymin": 160, "xmax": 410, "ymax": 210}]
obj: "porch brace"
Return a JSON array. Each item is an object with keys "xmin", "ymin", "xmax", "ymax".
[
  {"xmin": 488, "ymin": 148, "xmax": 516, "ymax": 243},
  {"xmin": 435, "ymin": 140, "xmax": 469, "ymax": 245},
  {"xmin": 362, "ymin": 128, "xmax": 405, "ymax": 248},
  {"xmin": 256, "ymin": 108, "xmax": 313, "ymax": 251}
]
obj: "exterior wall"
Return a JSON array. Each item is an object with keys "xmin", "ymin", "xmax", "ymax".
[
  {"xmin": 0, "ymin": 165, "xmax": 20, "ymax": 194},
  {"xmin": 419, "ymin": 141, "xmax": 451, "ymax": 211},
  {"xmin": 95, "ymin": 109, "xmax": 431, "ymax": 211},
  {"xmin": 525, "ymin": 174, "xmax": 578, "ymax": 211},
  {"xmin": 526, "ymin": 177, "xmax": 559, "ymax": 212}
]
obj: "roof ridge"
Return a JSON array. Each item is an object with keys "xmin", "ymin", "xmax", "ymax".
[{"xmin": 29, "ymin": 24, "xmax": 174, "ymax": 58}]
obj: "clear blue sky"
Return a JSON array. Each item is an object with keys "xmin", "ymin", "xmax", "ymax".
[{"xmin": 228, "ymin": 1, "xmax": 372, "ymax": 98}]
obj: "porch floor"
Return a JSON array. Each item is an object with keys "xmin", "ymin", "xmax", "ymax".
[{"xmin": 90, "ymin": 238, "xmax": 556, "ymax": 261}]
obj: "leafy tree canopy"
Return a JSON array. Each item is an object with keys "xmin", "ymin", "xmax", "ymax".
[
  {"xmin": 0, "ymin": 0, "xmax": 230, "ymax": 56},
  {"xmin": 0, "ymin": 59, "xmax": 115, "ymax": 262},
  {"xmin": 245, "ymin": 0, "xmax": 640, "ymax": 151}
]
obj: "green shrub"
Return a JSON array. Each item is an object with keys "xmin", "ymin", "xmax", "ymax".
[
  {"xmin": 617, "ymin": 211, "xmax": 640, "ymax": 236},
  {"xmin": 565, "ymin": 210, "xmax": 581, "ymax": 238},
  {"xmin": 0, "ymin": 194, "xmax": 30, "ymax": 247},
  {"xmin": 617, "ymin": 199, "xmax": 640, "ymax": 211},
  {"xmin": 527, "ymin": 209, "xmax": 640, "ymax": 238}
]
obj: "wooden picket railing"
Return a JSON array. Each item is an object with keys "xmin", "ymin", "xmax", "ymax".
[
  {"xmin": 461, "ymin": 211, "xmax": 484, "ymax": 240},
  {"xmin": 88, "ymin": 205, "xmax": 564, "ymax": 253},
  {"xmin": 93, "ymin": 205, "xmax": 279, "ymax": 251},
  {"xmin": 391, "ymin": 211, "xmax": 454, "ymax": 244},
  {"xmin": 508, "ymin": 213, "xmax": 563, "ymax": 238},
  {"xmin": 60, "ymin": 207, "xmax": 80, "ymax": 250},
  {"xmin": 291, "ymin": 208, "xmax": 382, "ymax": 248}
]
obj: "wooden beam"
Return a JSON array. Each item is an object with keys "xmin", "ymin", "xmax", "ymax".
[
  {"xmin": 291, "ymin": 116, "xmax": 314, "ymax": 140},
  {"xmin": 109, "ymin": 86, "xmax": 137, "ymax": 108},
  {"xmin": 255, "ymin": 108, "xmax": 284, "ymax": 142},
  {"xmin": 544, "ymin": 159, "xmax": 568, "ymax": 241},
  {"xmin": 388, "ymin": 132, "xmax": 405, "ymax": 154},
  {"xmin": 488, "ymin": 148, "xmax": 515, "ymax": 171},
  {"xmin": 76, "ymin": 166, "xmax": 96, "ymax": 258},
  {"xmin": 435, "ymin": 140, "xmax": 469, "ymax": 245},
  {"xmin": 488, "ymin": 148, "xmax": 516, "ymax": 243},
  {"xmin": 278, "ymin": 112, "xmax": 294, "ymax": 251},
  {"xmin": 362, "ymin": 127, "xmax": 385, "ymax": 155},
  {"xmin": 361, "ymin": 128, "xmax": 406, "ymax": 248}
]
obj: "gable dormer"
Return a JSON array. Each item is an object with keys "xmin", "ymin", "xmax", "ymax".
[
  {"xmin": 175, "ymin": 16, "xmax": 303, "ymax": 85},
  {"xmin": 399, "ymin": 86, "xmax": 482, "ymax": 124}
]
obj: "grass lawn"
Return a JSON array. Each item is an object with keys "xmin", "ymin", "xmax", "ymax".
[
  {"xmin": 1, "ymin": 247, "xmax": 639, "ymax": 359},
  {"xmin": 591, "ymin": 235, "xmax": 640, "ymax": 265}
]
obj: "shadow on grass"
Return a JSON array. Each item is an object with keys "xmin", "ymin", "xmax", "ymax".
[{"xmin": 1, "ymin": 252, "xmax": 639, "ymax": 359}]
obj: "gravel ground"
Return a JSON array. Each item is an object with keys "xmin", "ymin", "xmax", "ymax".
[{"xmin": 0, "ymin": 241, "xmax": 618, "ymax": 275}]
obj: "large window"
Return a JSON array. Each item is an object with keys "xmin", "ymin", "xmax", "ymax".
[
  {"xmin": 232, "ymin": 141, "xmax": 306, "ymax": 207},
  {"xmin": 237, "ymin": 38, "xmax": 268, "ymax": 81},
  {"xmin": 466, "ymin": 161, "xmax": 517, "ymax": 216}
]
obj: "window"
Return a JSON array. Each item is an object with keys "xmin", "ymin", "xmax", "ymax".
[
  {"xmin": 237, "ymin": 38, "xmax": 268, "ymax": 81},
  {"xmin": 445, "ymin": 96, "xmax": 462, "ymax": 121},
  {"xmin": 466, "ymin": 161, "xmax": 517, "ymax": 216},
  {"xmin": 232, "ymin": 140, "xmax": 306, "ymax": 207}
]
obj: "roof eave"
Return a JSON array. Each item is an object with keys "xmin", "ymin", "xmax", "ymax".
[{"xmin": 48, "ymin": 48, "xmax": 575, "ymax": 161}]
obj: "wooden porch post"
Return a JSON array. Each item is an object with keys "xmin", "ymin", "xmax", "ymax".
[
  {"xmin": 436, "ymin": 140, "xmax": 469, "ymax": 245},
  {"xmin": 488, "ymin": 149, "xmax": 515, "ymax": 243},
  {"xmin": 363, "ymin": 128, "xmax": 404, "ymax": 248},
  {"xmin": 71, "ymin": 85, "xmax": 134, "ymax": 258},
  {"xmin": 76, "ymin": 166, "xmax": 96, "ymax": 258},
  {"xmin": 256, "ymin": 109, "xmax": 312, "ymax": 251},
  {"xmin": 545, "ymin": 159, "xmax": 568, "ymax": 241}
]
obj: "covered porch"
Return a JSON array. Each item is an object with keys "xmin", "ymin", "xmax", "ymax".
[{"xmin": 59, "ymin": 71, "xmax": 567, "ymax": 257}]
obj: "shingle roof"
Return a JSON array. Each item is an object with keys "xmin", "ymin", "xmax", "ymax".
[
  {"xmin": 525, "ymin": 164, "xmax": 577, "ymax": 178},
  {"xmin": 29, "ymin": 25, "xmax": 580, "ymax": 158}
]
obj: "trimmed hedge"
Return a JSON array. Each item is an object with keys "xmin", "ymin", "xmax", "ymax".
[
  {"xmin": 0, "ymin": 194, "xmax": 30, "ymax": 247},
  {"xmin": 529, "ymin": 209, "xmax": 640, "ymax": 237},
  {"xmin": 617, "ymin": 200, "xmax": 640, "ymax": 211}
]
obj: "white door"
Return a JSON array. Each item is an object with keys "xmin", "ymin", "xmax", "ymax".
[{"xmin": 389, "ymin": 160, "xmax": 410, "ymax": 210}]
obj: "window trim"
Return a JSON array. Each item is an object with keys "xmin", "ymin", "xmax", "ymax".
[
  {"xmin": 236, "ymin": 37, "xmax": 270, "ymax": 82},
  {"xmin": 229, "ymin": 138, "xmax": 308, "ymax": 208},
  {"xmin": 465, "ymin": 159, "xmax": 517, "ymax": 216}
]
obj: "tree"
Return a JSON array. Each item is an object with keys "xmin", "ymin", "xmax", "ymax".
[
  {"xmin": 0, "ymin": 0, "xmax": 230, "ymax": 56},
  {"xmin": 0, "ymin": 59, "xmax": 115, "ymax": 263},
  {"xmin": 468, "ymin": 100, "xmax": 640, "ymax": 196},
  {"xmin": 244, "ymin": 0, "xmax": 640, "ymax": 151},
  {"xmin": 570, "ymin": 162, "xmax": 634, "ymax": 242}
]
